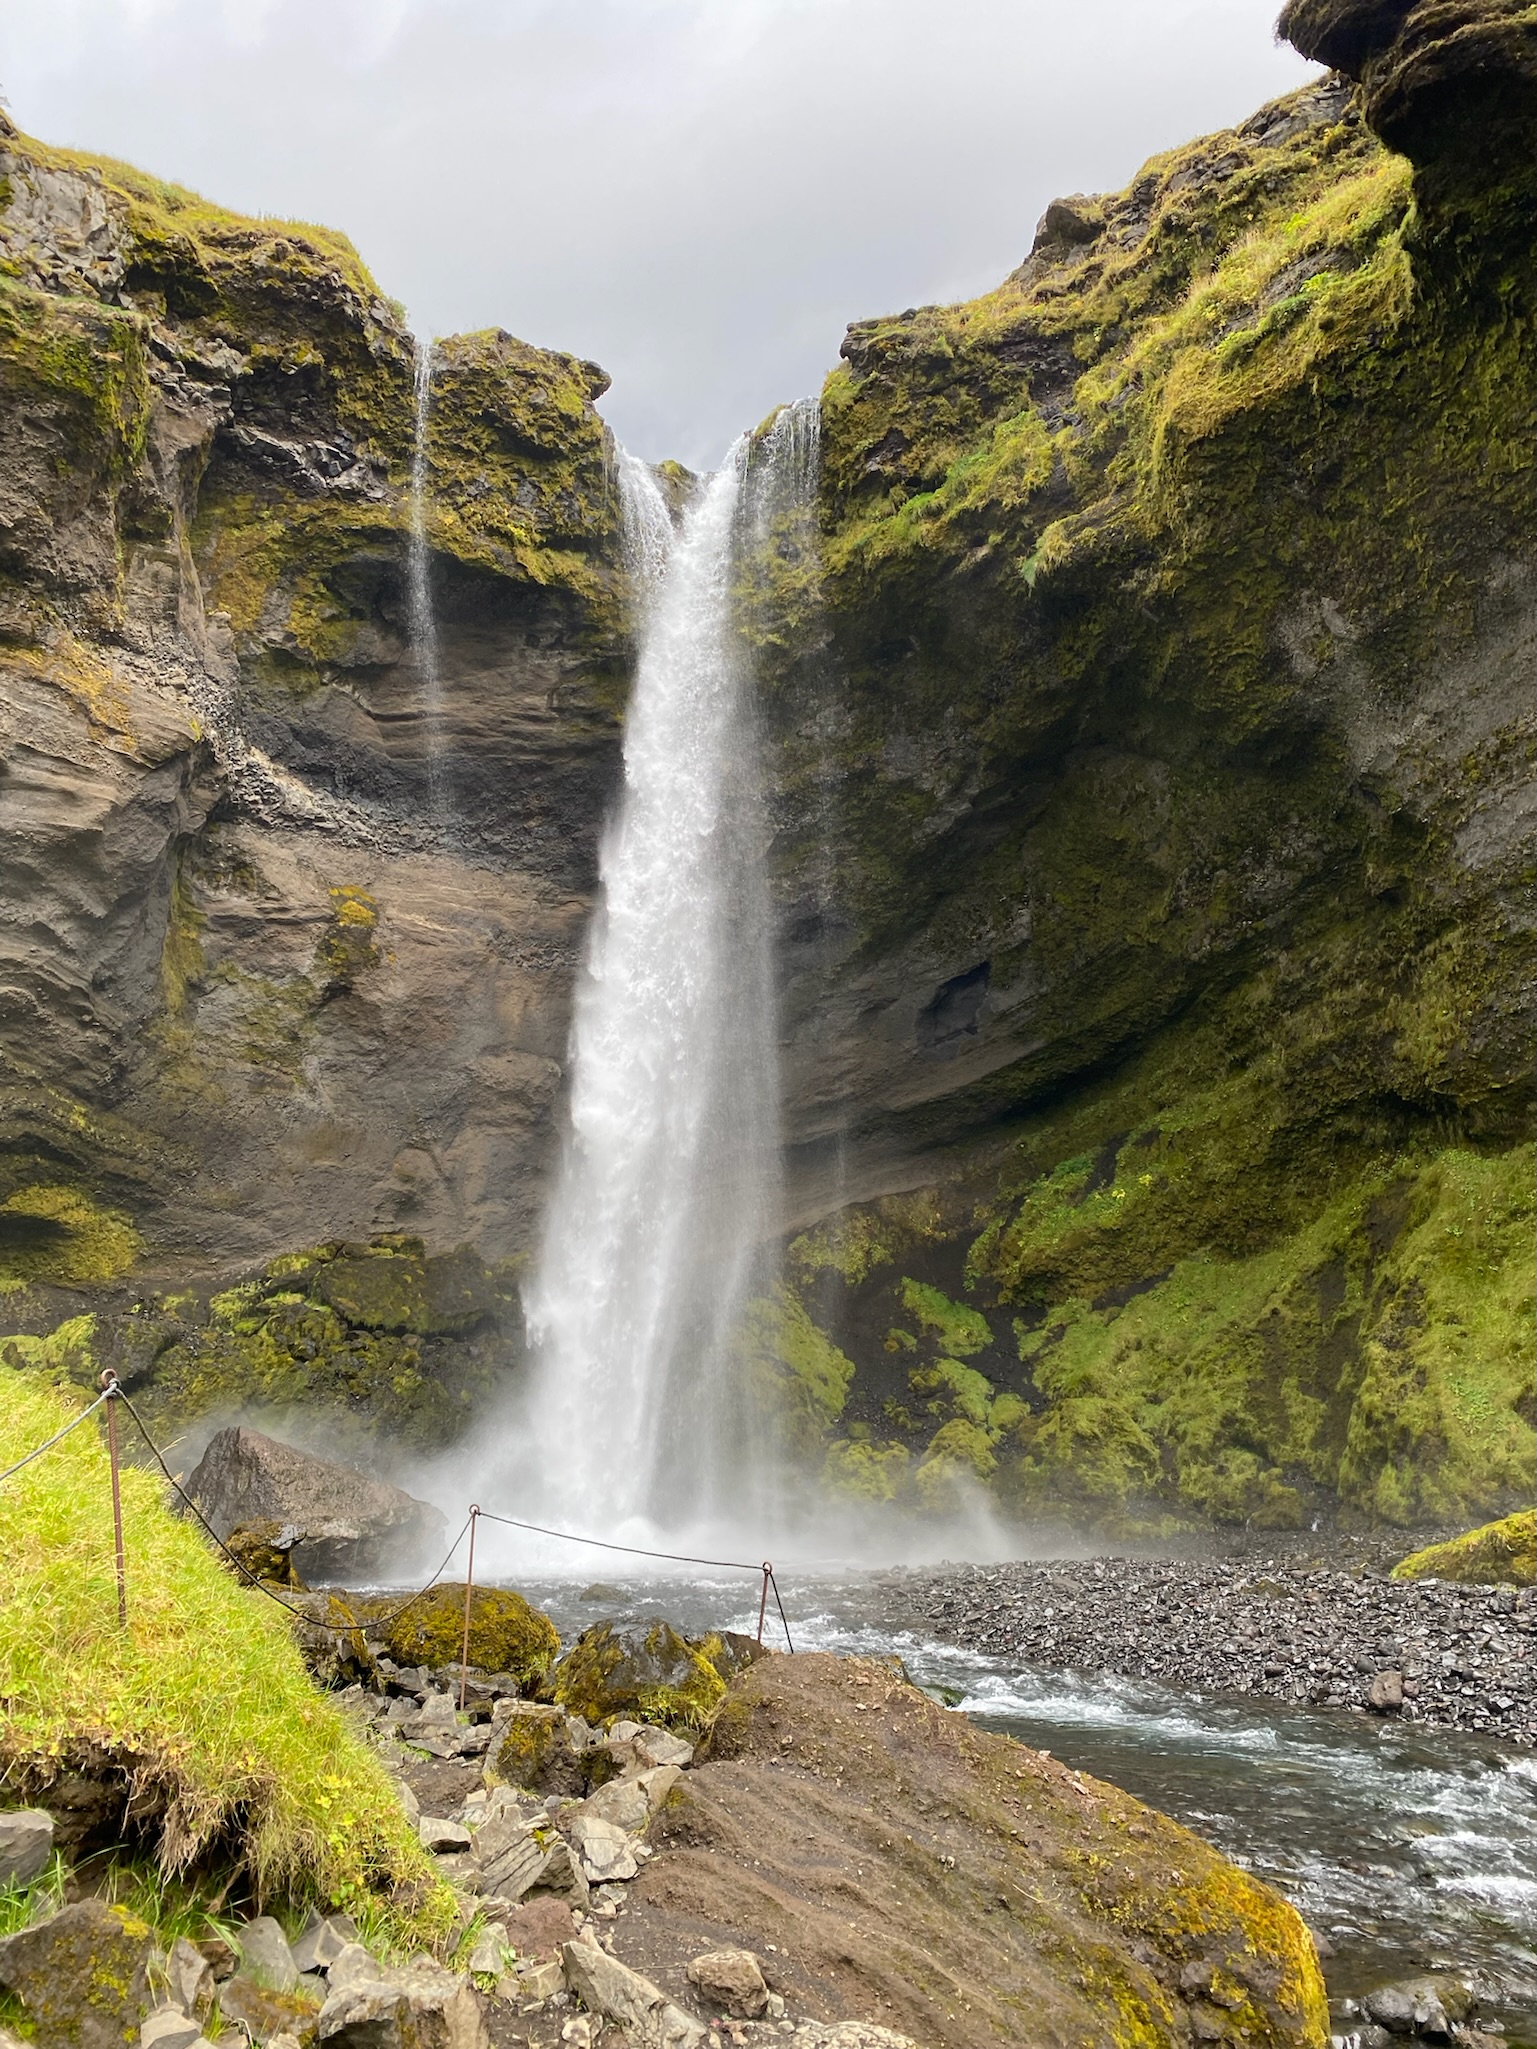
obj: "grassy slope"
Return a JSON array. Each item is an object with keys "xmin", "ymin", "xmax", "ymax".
[{"xmin": 0, "ymin": 1365, "xmax": 454, "ymax": 1946}]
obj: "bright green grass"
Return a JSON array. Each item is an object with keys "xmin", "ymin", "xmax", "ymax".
[{"xmin": 0, "ymin": 1366, "xmax": 455, "ymax": 1948}]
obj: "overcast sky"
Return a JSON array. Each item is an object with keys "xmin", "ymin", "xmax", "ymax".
[{"xmin": 5, "ymin": 1, "xmax": 1316, "ymax": 468}]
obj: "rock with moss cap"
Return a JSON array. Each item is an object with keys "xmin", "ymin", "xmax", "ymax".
[
  {"xmin": 547, "ymin": 1621, "xmax": 758, "ymax": 1733},
  {"xmin": 1391, "ymin": 1510, "xmax": 1536, "ymax": 1585},
  {"xmin": 0, "ymin": 1899, "xmax": 158, "ymax": 2048},
  {"xmin": 379, "ymin": 1583, "xmax": 559, "ymax": 1687}
]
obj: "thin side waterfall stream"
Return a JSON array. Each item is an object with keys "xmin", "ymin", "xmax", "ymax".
[
  {"xmin": 513, "ymin": 442, "xmax": 781, "ymax": 1540},
  {"xmin": 407, "ymin": 336, "xmax": 446, "ymax": 818}
]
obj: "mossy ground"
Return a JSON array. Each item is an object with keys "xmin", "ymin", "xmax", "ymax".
[{"xmin": 0, "ymin": 1364, "xmax": 455, "ymax": 1948}]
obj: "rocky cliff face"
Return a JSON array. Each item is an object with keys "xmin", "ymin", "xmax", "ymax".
[
  {"xmin": 0, "ymin": 2, "xmax": 1531, "ymax": 1513},
  {"xmin": 0, "ymin": 120, "xmax": 627, "ymax": 1415},
  {"xmin": 746, "ymin": 0, "xmax": 1535, "ymax": 1529}
]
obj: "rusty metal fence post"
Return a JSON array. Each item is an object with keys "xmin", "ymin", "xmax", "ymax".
[{"xmin": 100, "ymin": 1371, "xmax": 127, "ymax": 1628}]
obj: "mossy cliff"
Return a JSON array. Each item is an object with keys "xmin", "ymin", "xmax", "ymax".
[
  {"xmin": 0, "ymin": 113, "xmax": 633, "ymax": 1353},
  {"xmin": 0, "ymin": 1232, "xmax": 522, "ymax": 1452},
  {"xmin": 748, "ymin": 1, "xmax": 1535, "ymax": 1528}
]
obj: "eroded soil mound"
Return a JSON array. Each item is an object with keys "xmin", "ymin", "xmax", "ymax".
[{"xmin": 607, "ymin": 1652, "xmax": 1327, "ymax": 2049}]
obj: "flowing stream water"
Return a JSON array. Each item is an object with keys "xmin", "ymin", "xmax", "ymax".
[
  {"xmin": 407, "ymin": 337, "xmax": 446, "ymax": 817},
  {"xmin": 509, "ymin": 1569, "xmax": 1537, "ymax": 2042},
  {"xmin": 513, "ymin": 443, "xmax": 781, "ymax": 1538}
]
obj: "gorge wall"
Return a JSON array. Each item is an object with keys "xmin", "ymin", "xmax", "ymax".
[{"xmin": 1, "ymin": 0, "xmax": 1532, "ymax": 1523}]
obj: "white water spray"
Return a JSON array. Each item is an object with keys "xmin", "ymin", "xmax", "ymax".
[
  {"xmin": 407, "ymin": 338, "xmax": 446, "ymax": 816},
  {"xmin": 515, "ymin": 442, "xmax": 781, "ymax": 1540}
]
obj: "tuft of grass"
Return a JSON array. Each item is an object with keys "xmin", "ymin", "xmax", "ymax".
[{"xmin": 0, "ymin": 1366, "xmax": 456, "ymax": 1950}]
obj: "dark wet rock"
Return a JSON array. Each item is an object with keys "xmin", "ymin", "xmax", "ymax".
[
  {"xmin": 0, "ymin": 1808, "xmax": 53, "ymax": 1886},
  {"xmin": 1360, "ymin": 1975, "xmax": 1470, "ymax": 2036},
  {"xmin": 186, "ymin": 1425, "xmax": 444, "ymax": 1578}
]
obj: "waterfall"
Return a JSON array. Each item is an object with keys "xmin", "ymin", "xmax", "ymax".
[
  {"xmin": 516, "ymin": 441, "xmax": 782, "ymax": 1540},
  {"xmin": 407, "ymin": 338, "xmax": 446, "ymax": 817},
  {"xmin": 750, "ymin": 394, "xmax": 821, "ymax": 530}
]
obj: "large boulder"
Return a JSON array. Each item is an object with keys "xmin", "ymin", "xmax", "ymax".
[
  {"xmin": 186, "ymin": 1426, "xmax": 445, "ymax": 1580},
  {"xmin": 0, "ymin": 1900, "xmax": 156, "ymax": 2048}
]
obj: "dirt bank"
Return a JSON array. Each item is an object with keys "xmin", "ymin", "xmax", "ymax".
[{"xmin": 594, "ymin": 1651, "xmax": 1326, "ymax": 2049}]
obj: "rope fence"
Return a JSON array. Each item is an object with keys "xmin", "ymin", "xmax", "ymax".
[{"xmin": 0, "ymin": 1373, "xmax": 797, "ymax": 1682}]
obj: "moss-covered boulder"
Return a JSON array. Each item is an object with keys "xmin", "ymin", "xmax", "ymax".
[
  {"xmin": 488, "ymin": 1704, "xmax": 591, "ymax": 1796},
  {"xmin": 546, "ymin": 1621, "xmax": 737, "ymax": 1733},
  {"xmin": 225, "ymin": 1520, "xmax": 306, "ymax": 1590},
  {"xmin": 381, "ymin": 1584, "xmax": 559, "ymax": 1686},
  {"xmin": 0, "ymin": 1899, "xmax": 157, "ymax": 2049},
  {"xmin": 1391, "ymin": 1511, "xmax": 1536, "ymax": 1586}
]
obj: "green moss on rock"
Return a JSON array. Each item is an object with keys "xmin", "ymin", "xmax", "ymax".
[
  {"xmin": 1391, "ymin": 1510, "xmax": 1536, "ymax": 1586},
  {"xmin": 381, "ymin": 1584, "xmax": 559, "ymax": 1683},
  {"xmin": 0, "ymin": 1235, "xmax": 523, "ymax": 1452},
  {"xmin": 0, "ymin": 1185, "xmax": 139, "ymax": 1294},
  {"xmin": 547, "ymin": 1621, "xmax": 731, "ymax": 1733}
]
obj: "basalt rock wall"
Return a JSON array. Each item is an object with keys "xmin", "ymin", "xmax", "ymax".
[
  {"xmin": 0, "ymin": 118, "xmax": 627, "ymax": 1372},
  {"xmin": 743, "ymin": 0, "xmax": 1535, "ymax": 1529}
]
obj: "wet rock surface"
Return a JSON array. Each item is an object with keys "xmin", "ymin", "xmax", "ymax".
[
  {"xmin": 187, "ymin": 1425, "xmax": 447, "ymax": 1579},
  {"xmin": 879, "ymin": 1557, "xmax": 1537, "ymax": 1745}
]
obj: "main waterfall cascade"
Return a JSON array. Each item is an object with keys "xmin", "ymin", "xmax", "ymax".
[
  {"xmin": 507, "ymin": 428, "xmax": 805, "ymax": 1545},
  {"xmin": 406, "ymin": 337, "xmax": 447, "ymax": 819}
]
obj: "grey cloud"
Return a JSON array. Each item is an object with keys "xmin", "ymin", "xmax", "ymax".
[{"xmin": 4, "ymin": 0, "xmax": 1318, "ymax": 466}]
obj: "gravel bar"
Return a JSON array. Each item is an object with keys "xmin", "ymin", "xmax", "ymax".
[{"xmin": 882, "ymin": 1557, "xmax": 1536, "ymax": 1746}]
